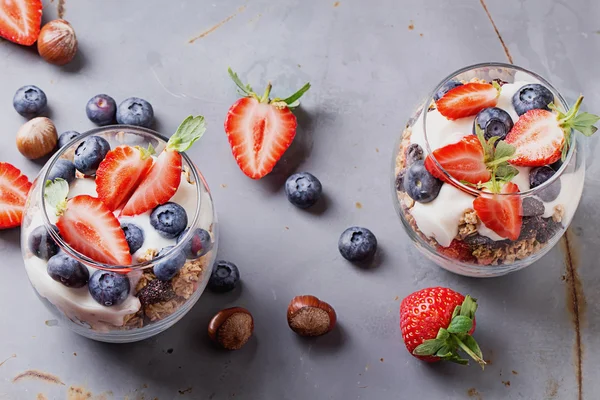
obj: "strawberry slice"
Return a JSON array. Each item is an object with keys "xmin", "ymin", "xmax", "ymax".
[
  {"xmin": 473, "ymin": 182, "xmax": 522, "ymax": 241},
  {"xmin": 436, "ymin": 82, "xmax": 499, "ymax": 120},
  {"xmin": 120, "ymin": 116, "xmax": 206, "ymax": 216},
  {"xmin": 424, "ymin": 136, "xmax": 491, "ymax": 184},
  {"xmin": 0, "ymin": 0, "xmax": 42, "ymax": 45},
  {"xmin": 224, "ymin": 68, "xmax": 310, "ymax": 179},
  {"xmin": 96, "ymin": 145, "xmax": 153, "ymax": 211},
  {"xmin": 437, "ymin": 239, "xmax": 475, "ymax": 262},
  {"xmin": 0, "ymin": 162, "xmax": 32, "ymax": 229}
]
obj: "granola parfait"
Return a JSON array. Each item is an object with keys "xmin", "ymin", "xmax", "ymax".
[
  {"xmin": 21, "ymin": 120, "xmax": 218, "ymax": 342},
  {"xmin": 393, "ymin": 63, "xmax": 598, "ymax": 277}
]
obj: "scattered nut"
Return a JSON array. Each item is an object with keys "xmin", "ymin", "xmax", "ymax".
[
  {"xmin": 287, "ymin": 295, "xmax": 337, "ymax": 337},
  {"xmin": 16, "ymin": 117, "xmax": 57, "ymax": 159},
  {"xmin": 208, "ymin": 307, "xmax": 254, "ymax": 350},
  {"xmin": 37, "ymin": 19, "xmax": 78, "ymax": 66}
]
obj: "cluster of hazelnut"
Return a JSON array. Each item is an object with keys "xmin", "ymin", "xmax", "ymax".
[{"xmin": 209, "ymin": 295, "xmax": 337, "ymax": 350}]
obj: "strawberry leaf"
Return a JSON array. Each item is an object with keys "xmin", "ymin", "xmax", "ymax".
[
  {"xmin": 44, "ymin": 178, "xmax": 69, "ymax": 214},
  {"xmin": 495, "ymin": 164, "xmax": 519, "ymax": 181},
  {"xmin": 281, "ymin": 82, "xmax": 311, "ymax": 107},
  {"xmin": 228, "ymin": 67, "xmax": 254, "ymax": 96},
  {"xmin": 462, "ymin": 335, "xmax": 484, "ymax": 360},
  {"xmin": 494, "ymin": 141, "xmax": 516, "ymax": 160},
  {"xmin": 459, "ymin": 295, "xmax": 477, "ymax": 319},
  {"xmin": 447, "ymin": 315, "xmax": 473, "ymax": 334},
  {"xmin": 167, "ymin": 115, "xmax": 206, "ymax": 152},
  {"xmin": 413, "ymin": 338, "xmax": 445, "ymax": 356}
]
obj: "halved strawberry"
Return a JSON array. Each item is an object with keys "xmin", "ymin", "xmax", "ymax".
[
  {"xmin": 436, "ymin": 82, "xmax": 499, "ymax": 120},
  {"xmin": 424, "ymin": 136, "xmax": 491, "ymax": 184},
  {"xmin": 473, "ymin": 182, "xmax": 522, "ymax": 241},
  {"xmin": 0, "ymin": 0, "xmax": 42, "ymax": 46},
  {"xmin": 96, "ymin": 145, "xmax": 153, "ymax": 211},
  {"xmin": 120, "ymin": 116, "xmax": 206, "ymax": 216},
  {"xmin": 224, "ymin": 68, "xmax": 310, "ymax": 179},
  {"xmin": 437, "ymin": 239, "xmax": 475, "ymax": 262},
  {"xmin": 0, "ymin": 162, "xmax": 32, "ymax": 229}
]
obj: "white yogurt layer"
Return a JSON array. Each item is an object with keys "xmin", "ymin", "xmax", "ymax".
[
  {"xmin": 541, "ymin": 173, "xmax": 584, "ymax": 223},
  {"xmin": 23, "ymin": 172, "xmax": 211, "ymax": 330}
]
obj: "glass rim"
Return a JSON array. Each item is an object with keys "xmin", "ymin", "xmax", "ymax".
[
  {"xmin": 39, "ymin": 124, "xmax": 206, "ymax": 272},
  {"xmin": 423, "ymin": 62, "xmax": 575, "ymax": 198}
]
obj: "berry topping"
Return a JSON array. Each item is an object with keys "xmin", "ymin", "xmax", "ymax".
[
  {"xmin": 433, "ymin": 80, "xmax": 463, "ymax": 102},
  {"xmin": 116, "ymin": 97, "xmax": 154, "ymax": 128},
  {"xmin": 95, "ymin": 145, "xmax": 153, "ymax": 211},
  {"xmin": 57, "ymin": 130, "xmax": 80, "ymax": 149},
  {"xmin": 521, "ymin": 197, "xmax": 545, "ymax": 217},
  {"xmin": 177, "ymin": 228, "xmax": 212, "ymax": 259},
  {"xmin": 338, "ymin": 226, "xmax": 378, "ymax": 262},
  {"xmin": 13, "ymin": 85, "xmax": 47, "ymax": 117},
  {"xmin": 424, "ymin": 136, "xmax": 491, "ymax": 185},
  {"xmin": 473, "ymin": 182, "xmax": 523, "ymax": 241},
  {"xmin": 28, "ymin": 225, "xmax": 60, "ymax": 260},
  {"xmin": 0, "ymin": 162, "xmax": 32, "ymax": 229},
  {"xmin": 284, "ymin": 172, "xmax": 322, "ymax": 209},
  {"xmin": 120, "ymin": 116, "xmax": 206, "ymax": 216},
  {"xmin": 138, "ymin": 279, "xmax": 176, "ymax": 306},
  {"xmin": 472, "ymin": 107, "xmax": 513, "ymax": 141},
  {"xmin": 47, "ymin": 159, "xmax": 76, "ymax": 184},
  {"xmin": 120, "ymin": 222, "xmax": 144, "ymax": 254},
  {"xmin": 86, "ymin": 94, "xmax": 117, "ymax": 126},
  {"xmin": 208, "ymin": 260, "xmax": 240, "ymax": 293},
  {"xmin": 405, "ymin": 143, "xmax": 424, "ymax": 166},
  {"xmin": 88, "ymin": 270, "xmax": 130, "ymax": 307},
  {"xmin": 224, "ymin": 68, "xmax": 310, "ymax": 179},
  {"xmin": 400, "ymin": 287, "xmax": 484, "ymax": 367},
  {"xmin": 512, "ymin": 84, "xmax": 554, "ymax": 116},
  {"xmin": 437, "ymin": 239, "xmax": 475, "ymax": 262},
  {"xmin": 150, "ymin": 202, "xmax": 188, "ymax": 239},
  {"xmin": 153, "ymin": 246, "xmax": 186, "ymax": 281},
  {"xmin": 73, "ymin": 136, "xmax": 111, "ymax": 175},
  {"xmin": 404, "ymin": 160, "xmax": 442, "ymax": 203},
  {"xmin": 47, "ymin": 254, "xmax": 89, "ymax": 288},
  {"xmin": 535, "ymin": 217, "xmax": 562, "ymax": 244},
  {"xmin": 436, "ymin": 82, "xmax": 498, "ymax": 120},
  {"xmin": 529, "ymin": 166, "xmax": 561, "ymax": 202},
  {"xmin": 0, "ymin": 0, "xmax": 42, "ymax": 45}
]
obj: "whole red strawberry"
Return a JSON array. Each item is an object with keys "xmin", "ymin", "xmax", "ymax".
[
  {"xmin": 224, "ymin": 68, "xmax": 310, "ymax": 179},
  {"xmin": 400, "ymin": 287, "xmax": 485, "ymax": 368}
]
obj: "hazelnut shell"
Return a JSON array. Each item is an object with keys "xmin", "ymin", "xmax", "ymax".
[
  {"xmin": 16, "ymin": 117, "xmax": 57, "ymax": 159},
  {"xmin": 208, "ymin": 307, "xmax": 254, "ymax": 350},
  {"xmin": 287, "ymin": 295, "xmax": 337, "ymax": 337},
  {"xmin": 37, "ymin": 19, "xmax": 78, "ymax": 66}
]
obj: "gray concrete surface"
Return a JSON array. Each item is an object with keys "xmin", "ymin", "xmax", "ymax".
[{"xmin": 0, "ymin": 0, "xmax": 598, "ymax": 399}]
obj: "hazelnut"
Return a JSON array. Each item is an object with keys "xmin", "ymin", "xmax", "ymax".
[
  {"xmin": 287, "ymin": 295, "xmax": 337, "ymax": 337},
  {"xmin": 16, "ymin": 117, "xmax": 57, "ymax": 159},
  {"xmin": 208, "ymin": 307, "xmax": 254, "ymax": 350},
  {"xmin": 37, "ymin": 20, "xmax": 78, "ymax": 66}
]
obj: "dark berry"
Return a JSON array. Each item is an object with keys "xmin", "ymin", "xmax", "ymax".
[
  {"xmin": 57, "ymin": 131, "xmax": 80, "ymax": 148},
  {"xmin": 13, "ymin": 85, "xmax": 47, "ymax": 117},
  {"xmin": 116, "ymin": 97, "xmax": 154, "ymax": 128},
  {"xmin": 522, "ymin": 197, "xmax": 545, "ymax": 217},
  {"xmin": 518, "ymin": 216, "xmax": 544, "ymax": 241},
  {"xmin": 405, "ymin": 143, "xmax": 424, "ymax": 166},
  {"xmin": 512, "ymin": 84, "xmax": 554, "ymax": 116},
  {"xmin": 47, "ymin": 159, "xmax": 76, "ymax": 184},
  {"xmin": 550, "ymin": 159, "xmax": 564, "ymax": 172},
  {"xmin": 153, "ymin": 246, "xmax": 187, "ymax": 281},
  {"xmin": 177, "ymin": 228, "xmax": 212, "ymax": 259},
  {"xmin": 529, "ymin": 166, "xmax": 561, "ymax": 202},
  {"xmin": 395, "ymin": 169, "xmax": 406, "ymax": 192},
  {"xmin": 86, "ymin": 94, "xmax": 117, "ymax": 126},
  {"xmin": 150, "ymin": 202, "xmax": 188, "ymax": 239},
  {"xmin": 472, "ymin": 107, "xmax": 514, "ymax": 141},
  {"xmin": 208, "ymin": 260, "xmax": 240, "ymax": 293},
  {"xmin": 536, "ymin": 218, "xmax": 562, "ymax": 244},
  {"xmin": 88, "ymin": 270, "xmax": 130, "ymax": 306},
  {"xmin": 121, "ymin": 222, "xmax": 144, "ymax": 254},
  {"xmin": 47, "ymin": 254, "xmax": 89, "ymax": 288},
  {"xmin": 138, "ymin": 279, "xmax": 176, "ymax": 306},
  {"xmin": 284, "ymin": 172, "xmax": 322, "ymax": 209},
  {"xmin": 28, "ymin": 225, "xmax": 60, "ymax": 260},
  {"xmin": 338, "ymin": 226, "xmax": 377, "ymax": 262},
  {"xmin": 73, "ymin": 136, "xmax": 111, "ymax": 175},
  {"xmin": 403, "ymin": 160, "xmax": 443, "ymax": 203},
  {"xmin": 463, "ymin": 233, "xmax": 508, "ymax": 249},
  {"xmin": 433, "ymin": 80, "xmax": 463, "ymax": 102}
]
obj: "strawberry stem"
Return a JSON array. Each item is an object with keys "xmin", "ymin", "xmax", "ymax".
[
  {"xmin": 228, "ymin": 67, "xmax": 255, "ymax": 97},
  {"xmin": 260, "ymin": 82, "xmax": 272, "ymax": 103},
  {"xmin": 454, "ymin": 336, "xmax": 486, "ymax": 370}
]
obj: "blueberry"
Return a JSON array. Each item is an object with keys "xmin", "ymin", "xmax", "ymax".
[
  {"xmin": 28, "ymin": 225, "xmax": 60, "ymax": 260},
  {"xmin": 338, "ymin": 226, "xmax": 377, "ymax": 262},
  {"xmin": 403, "ymin": 160, "xmax": 443, "ymax": 203},
  {"xmin": 88, "ymin": 270, "xmax": 130, "ymax": 306},
  {"xmin": 522, "ymin": 197, "xmax": 545, "ymax": 217},
  {"xmin": 395, "ymin": 169, "xmax": 406, "ymax": 192},
  {"xmin": 177, "ymin": 228, "xmax": 212, "ymax": 259},
  {"xmin": 47, "ymin": 159, "xmax": 76, "ymax": 184},
  {"xmin": 13, "ymin": 85, "xmax": 47, "ymax": 117},
  {"xmin": 150, "ymin": 202, "xmax": 188, "ymax": 239},
  {"xmin": 549, "ymin": 159, "xmax": 563, "ymax": 172},
  {"xmin": 284, "ymin": 172, "xmax": 322, "ymax": 209},
  {"xmin": 433, "ymin": 80, "xmax": 463, "ymax": 102},
  {"xmin": 512, "ymin": 84, "xmax": 554, "ymax": 116},
  {"xmin": 47, "ymin": 254, "xmax": 89, "ymax": 288},
  {"xmin": 73, "ymin": 136, "xmax": 111, "ymax": 175},
  {"xmin": 405, "ymin": 143, "xmax": 424, "ymax": 166},
  {"xmin": 153, "ymin": 246, "xmax": 187, "ymax": 281},
  {"xmin": 472, "ymin": 107, "xmax": 514, "ymax": 141},
  {"xmin": 121, "ymin": 222, "xmax": 144, "ymax": 254},
  {"xmin": 208, "ymin": 260, "xmax": 240, "ymax": 292},
  {"xmin": 529, "ymin": 166, "xmax": 561, "ymax": 202},
  {"xmin": 116, "ymin": 97, "xmax": 154, "ymax": 128},
  {"xmin": 86, "ymin": 94, "xmax": 117, "ymax": 126},
  {"xmin": 57, "ymin": 130, "xmax": 80, "ymax": 148}
]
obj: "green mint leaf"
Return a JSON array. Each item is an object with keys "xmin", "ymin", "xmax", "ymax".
[
  {"xmin": 282, "ymin": 82, "xmax": 311, "ymax": 106},
  {"xmin": 572, "ymin": 123, "xmax": 598, "ymax": 137},
  {"xmin": 44, "ymin": 178, "xmax": 69, "ymax": 214},
  {"xmin": 494, "ymin": 140, "xmax": 516, "ymax": 160},
  {"xmin": 413, "ymin": 339, "xmax": 445, "ymax": 356},
  {"xmin": 462, "ymin": 335, "xmax": 483, "ymax": 359},
  {"xmin": 459, "ymin": 295, "xmax": 478, "ymax": 319},
  {"xmin": 228, "ymin": 67, "xmax": 254, "ymax": 96},
  {"xmin": 167, "ymin": 115, "xmax": 206, "ymax": 152},
  {"xmin": 447, "ymin": 315, "xmax": 473, "ymax": 334},
  {"xmin": 495, "ymin": 164, "xmax": 519, "ymax": 181}
]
